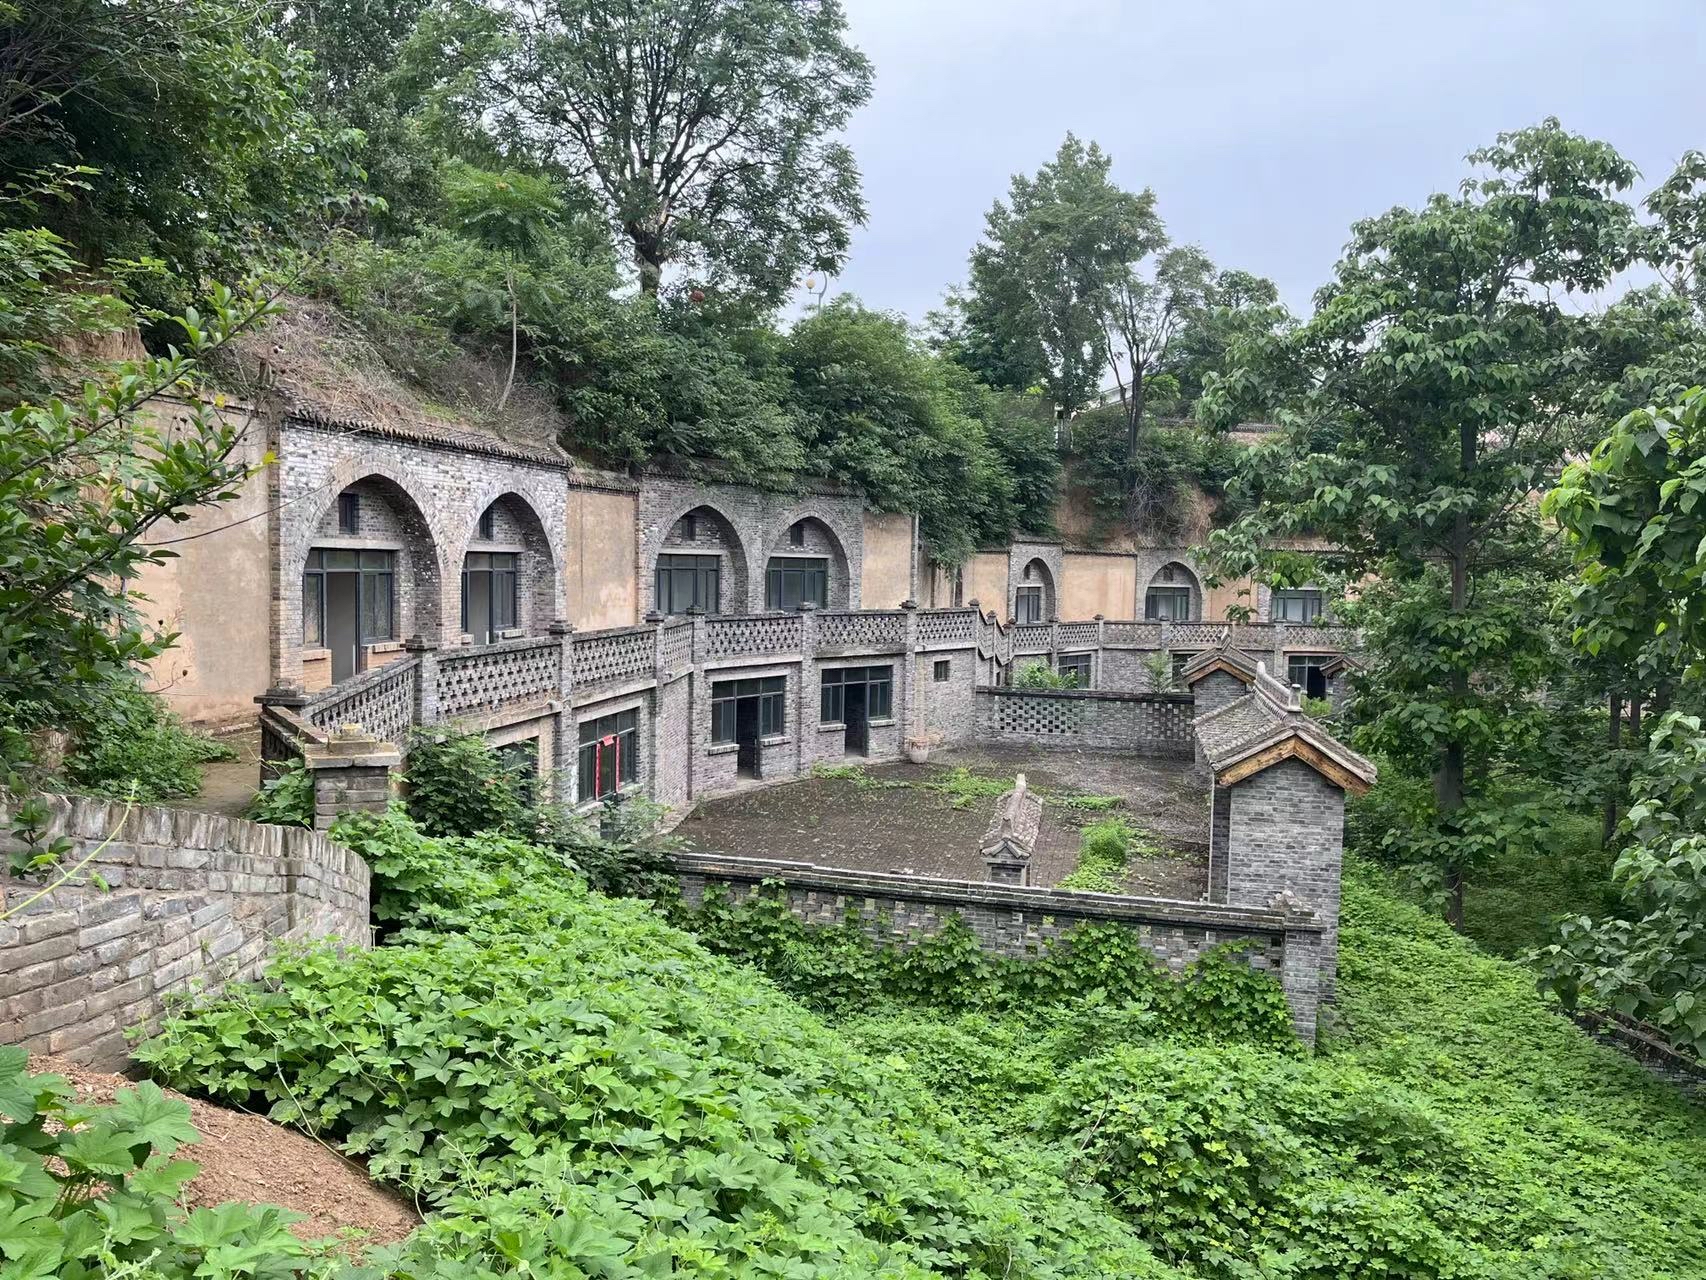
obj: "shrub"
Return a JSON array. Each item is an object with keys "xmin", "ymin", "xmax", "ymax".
[
  {"xmin": 403, "ymin": 724, "xmax": 531, "ymax": 837},
  {"xmin": 1057, "ymin": 817, "xmax": 1162, "ymax": 892},
  {"xmin": 1015, "ymin": 661, "xmax": 1075, "ymax": 689},
  {"xmin": 59, "ymin": 684, "xmax": 233, "ymax": 802},
  {"xmin": 0, "ymin": 1048, "xmax": 330, "ymax": 1279},
  {"xmin": 247, "ymin": 759, "xmax": 314, "ymax": 828}
]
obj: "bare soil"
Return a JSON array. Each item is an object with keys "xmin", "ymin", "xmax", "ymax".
[
  {"xmin": 29, "ymin": 1055, "xmax": 419, "ymax": 1250},
  {"xmin": 677, "ymin": 744, "xmax": 1209, "ymax": 900},
  {"xmin": 160, "ymin": 727, "xmax": 263, "ymax": 819}
]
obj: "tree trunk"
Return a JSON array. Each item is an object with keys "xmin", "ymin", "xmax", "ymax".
[
  {"xmin": 497, "ymin": 266, "xmax": 518, "ymax": 413},
  {"xmin": 1125, "ymin": 371, "xmax": 1146, "ymax": 461},
  {"xmin": 1602, "ymin": 690, "xmax": 1623, "ymax": 847},
  {"xmin": 1436, "ymin": 425, "xmax": 1474, "ymax": 932},
  {"xmin": 1630, "ymin": 697, "xmax": 1644, "ymax": 743},
  {"xmin": 631, "ymin": 233, "xmax": 665, "ymax": 296}
]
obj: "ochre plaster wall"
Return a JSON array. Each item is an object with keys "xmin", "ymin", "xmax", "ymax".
[
  {"xmin": 859, "ymin": 513, "xmax": 915, "ymax": 607},
  {"xmin": 567, "ymin": 487, "xmax": 638, "ymax": 629},
  {"xmin": 962, "ymin": 553, "xmax": 1010, "ymax": 617},
  {"xmin": 135, "ymin": 408, "xmax": 273, "ymax": 725},
  {"xmin": 1061, "ymin": 554, "xmax": 1136, "ymax": 620}
]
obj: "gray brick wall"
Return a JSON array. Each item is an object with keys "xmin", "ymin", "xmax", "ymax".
[
  {"xmin": 0, "ymin": 793, "xmax": 370, "ymax": 1068},
  {"xmin": 1223, "ymin": 757, "xmax": 1345, "ymax": 1032},
  {"xmin": 672, "ymin": 850, "xmax": 1323, "ymax": 1042},
  {"xmin": 976, "ymin": 686, "xmax": 1196, "ymax": 758}
]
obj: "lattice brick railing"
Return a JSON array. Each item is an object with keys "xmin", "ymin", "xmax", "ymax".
[
  {"xmin": 1058, "ymin": 621, "xmax": 1100, "ymax": 649},
  {"xmin": 304, "ymin": 658, "xmax": 419, "ymax": 746},
  {"xmin": 1231, "ymin": 623, "xmax": 1278, "ymax": 651},
  {"xmin": 659, "ymin": 621, "xmax": 693, "ymax": 673},
  {"xmin": 1279, "ymin": 624, "xmax": 1358, "ymax": 651},
  {"xmin": 1102, "ymin": 621, "xmax": 1162, "ymax": 647},
  {"xmin": 1165, "ymin": 622, "xmax": 1228, "ymax": 649},
  {"xmin": 819, "ymin": 610, "xmax": 905, "ymax": 651},
  {"xmin": 704, "ymin": 613, "xmax": 803, "ymax": 658},
  {"xmin": 1013, "ymin": 623, "xmax": 1053, "ymax": 654},
  {"xmin": 437, "ymin": 636, "xmax": 559, "ymax": 719},
  {"xmin": 573, "ymin": 626, "xmax": 656, "ymax": 691},
  {"xmin": 918, "ymin": 609, "xmax": 976, "ymax": 645}
]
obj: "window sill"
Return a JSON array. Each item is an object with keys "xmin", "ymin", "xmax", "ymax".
[
  {"xmin": 818, "ymin": 721, "xmax": 845, "ymax": 732},
  {"xmin": 366, "ymin": 641, "xmax": 404, "ymax": 654},
  {"xmin": 302, "ymin": 648, "xmax": 331, "ymax": 661},
  {"xmin": 573, "ymin": 782, "xmax": 642, "ymax": 813},
  {"xmin": 869, "ymin": 717, "xmax": 896, "ymax": 728},
  {"xmin": 761, "ymin": 734, "xmax": 791, "ymax": 747},
  {"xmin": 707, "ymin": 742, "xmax": 740, "ymax": 756}
]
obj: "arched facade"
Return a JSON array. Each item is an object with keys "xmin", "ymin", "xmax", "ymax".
[
  {"xmin": 298, "ymin": 474, "xmax": 443, "ymax": 688},
  {"xmin": 765, "ymin": 515, "xmax": 851, "ymax": 611},
  {"xmin": 1143, "ymin": 560, "xmax": 1203, "ymax": 623},
  {"xmin": 1013, "ymin": 557, "xmax": 1056, "ymax": 624},
  {"xmin": 457, "ymin": 492, "xmax": 558, "ymax": 644},
  {"xmin": 650, "ymin": 502, "xmax": 749, "ymax": 616}
]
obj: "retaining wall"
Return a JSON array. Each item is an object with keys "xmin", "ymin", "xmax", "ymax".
[
  {"xmin": 976, "ymin": 685, "xmax": 1196, "ymax": 758},
  {"xmin": 0, "ymin": 793, "xmax": 370, "ymax": 1068},
  {"xmin": 672, "ymin": 850, "xmax": 1327, "ymax": 1040}
]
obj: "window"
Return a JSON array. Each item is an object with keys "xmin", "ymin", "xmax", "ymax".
[
  {"xmin": 933, "ymin": 659, "xmax": 951, "ymax": 682},
  {"xmin": 654, "ymin": 553, "xmax": 719, "ymax": 615},
  {"xmin": 1273, "ymin": 588, "xmax": 1324, "ymax": 623},
  {"xmin": 360, "ymin": 550, "xmax": 396, "ymax": 642},
  {"xmin": 477, "ymin": 506, "xmax": 496, "ymax": 540},
  {"xmin": 820, "ymin": 666, "xmax": 893, "ymax": 722},
  {"xmin": 678, "ymin": 513, "xmax": 697, "ymax": 542},
  {"xmin": 710, "ymin": 676, "xmax": 786, "ymax": 743},
  {"xmin": 1145, "ymin": 586, "xmax": 1191, "ymax": 621},
  {"xmin": 462, "ymin": 551, "xmax": 519, "ymax": 640},
  {"xmin": 789, "ymin": 521, "xmax": 806, "ymax": 548},
  {"xmin": 1287, "ymin": 653, "xmax": 1332, "ymax": 698},
  {"xmin": 302, "ymin": 560, "xmax": 324, "ymax": 646},
  {"xmin": 1171, "ymin": 651, "xmax": 1191, "ymax": 681},
  {"xmin": 578, "ymin": 709, "xmax": 638, "ymax": 802},
  {"xmin": 766, "ymin": 557, "xmax": 828, "ymax": 609},
  {"xmin": 1057, "ymin": 652, "xmax": 1091, "ymax": 686},
  {"xmin": 337, "ymin": 492, "xmax": 360, "ymax": 535},
  {"xmin": 1015, "ymin": 585, "xmax": 1043, "ymax": 623}
]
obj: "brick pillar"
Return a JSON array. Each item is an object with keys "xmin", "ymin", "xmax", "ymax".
[
  {"xmin": 304, "ymin": 726, "xmax": 401, "ymax": 831},
  {"xmin": 548, "ymin": 619, "xmax": 576, "ymax": 787},
  {"xmin": 687, "ymin": 606, "xmax": 706, "ymax": 663},
  {"xmin": 898, "ymin": 599, "xmax": 919, "ymax": 753},
  {"xmin": 403, "ymin": 634, "xmax": 439, "ymax": 728},
  {"xmin": 1094, "ymin": 614, "xmax": 1106, "ymax": 686}
]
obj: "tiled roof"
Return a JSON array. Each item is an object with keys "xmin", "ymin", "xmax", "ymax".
[
  {"xmin": 1181, "ymin": 633, "xmax": 1262, "ymax": 685},
  {"xmin": 1197, "ymin": 662, "xmax": 1377, "ymax": 793}
]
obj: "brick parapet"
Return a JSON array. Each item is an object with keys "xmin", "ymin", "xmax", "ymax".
[{"xmin": 0, "ymin": 791, "xmax": 370, "ymax": 1069}]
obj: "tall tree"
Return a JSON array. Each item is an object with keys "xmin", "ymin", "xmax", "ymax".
[
  {"xmin": 1201, "ymin": 119, "xmax": 1644, "ymax": 928},
  {"xmin": 505, "ymin": 0, "xmax": 872, "ymax": 302}
]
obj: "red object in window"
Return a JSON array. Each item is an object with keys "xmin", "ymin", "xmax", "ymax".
[{"xmin": 594, "ymin": 732, "xmax": 621, "ymax": 798}]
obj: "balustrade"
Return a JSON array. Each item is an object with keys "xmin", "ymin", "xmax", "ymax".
[{"xmin": 437, "ymin": 636, "xmax": 560, "ymax": 718}]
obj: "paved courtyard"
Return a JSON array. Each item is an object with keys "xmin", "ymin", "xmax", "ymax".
[{"xmin": 675, "ymin": 743, "xmax": 1209, "ymax": 899}]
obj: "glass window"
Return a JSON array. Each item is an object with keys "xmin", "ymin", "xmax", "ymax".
[
  {"xmin": 358, "ymin": 550, "xmax": 396, "ymax": 643},
  {"xmin": 655, "ymin": 553, "xmax": 720, "ymax": 615},
  {"xmin": 934, "ymin": 659, "xmax": 950, "ymax": 682},
  {"xmin": 679, "ymin": 513, "xmax": 697, "ymax": 541},
  {"xmin": 766, "ymin": 557, "xmax": 828, "ymax": 609},
  {"xmin": 302, "ymin": 557, "xmax": 324, "ymax": 646},
  {"xmin": 1057, "ymin": 652, "xmax": 1091, "ymax": 686},
  {"xmin": 710, "ymin": 677, "xmax": 786, "ymax": 742},
  {"xmin": 1015, "ymin": 585, "xmax": 1043, "ymax": 623},
  {"xmin": 1288, "ymin": 653, "xmax": 1332, "ymax": 689},
  {"xmin": 578, "ymin": 709, "xmax": 638, "ymax": 802},
  {"xmin": 462, "ymin": 551, "xmax": 518, "ymax": 640},
  {"xmin": 789, "ymin": 521, "xmax": 806, "ymax": 547},
  {"xmin": 1145, "ymin": 586, "xmax": 1191, "ymax": 621},
  {"xmin": 1273, "ymin": 589, "xmax": 1324, "ymax": 623},
  {"xmin": 478, "ymin": 506, "xmax": 496, "ymax": 539},
  {"xmin": 820, "ymin": 666, "xmax": 891, "ymax": 721},
  {"xmin": 337, "ymin": 492, "xmax": 359, "ymax": 535}
]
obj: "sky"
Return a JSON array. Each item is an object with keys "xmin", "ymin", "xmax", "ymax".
[{"xmin": 817, "ymin": 0, "xmax": 1706, "ymax": 324}]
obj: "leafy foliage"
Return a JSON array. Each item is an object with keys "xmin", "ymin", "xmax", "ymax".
[
  {"xmin": 59, "ymin": 683, "xmax": 233, "ymax": 802},
  {"xmin": 1014, "ymin": 661, "xmax": 1075, "ymax": 690},
  {"xmin": 247, "ymin": 760, "xmax": 315, "ymax": 829},
  {"xmin": 141, "ymin": 813, "xmax": 1182, "ymax": 1278},
  {"xmin": 0, "ymin": 1046, "xmax": 330, "ymax": 1279},
  {"xmin": 1056, "ymin": 817, "xmax": 1162, "ymax": 893}
]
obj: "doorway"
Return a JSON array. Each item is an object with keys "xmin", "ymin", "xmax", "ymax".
[
  {"xmin": 735, "ymin": 698, "xmax": 762, "ymax": 778},
  {"xmin": 325, "ymin": 573, "xmax": 360, "ymax": 683},
  {"xmin": 843, "ymin": 681, "xmax": 869, "ymax": 757}
]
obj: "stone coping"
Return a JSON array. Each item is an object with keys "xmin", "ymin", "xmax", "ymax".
[
  {"xmin": 976, "ymin": 684, "xmax": 1195, "ymax": 706},
  {"xmin": 671, "ymin": 850, "xmax": 1320, "ymax": 933}
]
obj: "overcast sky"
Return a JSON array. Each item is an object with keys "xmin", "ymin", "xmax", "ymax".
[{"xmin": 818, "ymin": 0, "xmax": 1706, "ymax": 324}]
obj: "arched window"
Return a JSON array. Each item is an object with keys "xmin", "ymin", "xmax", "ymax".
[
  {"xmin": 656, "ymin": 505, "xmax": 744, "ymax": 615},
  {"xmin": 1014, "ymin": 558, "xmax": 1053, "ymax": 623},
  {"xmin": 1144, "ymin": 562, "xmax": 1199, "ymax": 622},
  {"xmin": 461, "ymin": 495, "xmax": 555, "ymax": 645}
]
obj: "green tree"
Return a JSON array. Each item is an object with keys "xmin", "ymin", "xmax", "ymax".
[
  {"xmin": 1202, "ymin": 119, "xmax": 1645, "ymax": 927},
  {"xmin": 505, "ymin": 0, "xmax": 872, "ymax": 302}
]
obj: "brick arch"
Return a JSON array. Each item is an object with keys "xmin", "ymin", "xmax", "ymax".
[
  {"xmin": 1015, "ymin": 556, "xmax": 1056, "ymax": 621},
  {"xmin": 1144, "ymin": 559, "xmax": 1203, "ymax": 622},
  {"xmin": 457, "ymin": 491, "xmax": 562, "ymax": 638},
  {"xmin": 767, "ymin": 508, "xmax": 853, "ymax": 610},
  {"xmin": 646, "ymin": 499, "xmax": 752, "ymax": 616}
]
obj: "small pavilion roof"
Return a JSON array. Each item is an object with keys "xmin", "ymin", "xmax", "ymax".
[{"xmin": 1195, "ymin": 662, "xmax": 1377, "ymax": 794}]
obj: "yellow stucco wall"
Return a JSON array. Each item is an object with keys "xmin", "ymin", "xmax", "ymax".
[
  {"xmin": 135, "ymin": 410, "xmax": 274, "ymax": 726},
  {"xmin": 859, "ymin": 513, "xmax": 914, "ymax": 607},
  {"xmin": 566, "ymin": 488, "xmax": 639, "ymax": 629},
  {"xmin": 1060, "ymin": 554, "xmax": 1135, "ymax": 620},
  {"xmin": 963, "ymin": 553, "xmax": 1010, "ymax": 616}
]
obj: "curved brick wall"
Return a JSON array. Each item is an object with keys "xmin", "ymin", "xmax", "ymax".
[{"xmin": 0, "ymin": 793, "xmax": 369, "ymax": 1068}]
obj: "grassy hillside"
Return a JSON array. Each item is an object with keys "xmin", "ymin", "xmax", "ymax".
[{"xmin": 139, "ymin": 818, "xmax": 1706, "ymax": 1278}]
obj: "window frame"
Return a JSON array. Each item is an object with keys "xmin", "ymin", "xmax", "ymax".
[
  {"xmin": 337, "ymin": 492, "xmax": 360, "ymax": 535},
  {"xmin": 577, "ymin": 708, "xmax": 639, "ymax": 803},
  {"xmin": 1057, "ymin": 651, "xmax": 1092, "ymax": 687},
  {"xmin": 1144, "ymin": 585, "xmax": 1192, "ymax": 622},
  {"xmin": 1287, "ymin": 652, "xmax": 1332, "ymax": 688},
  {"xmin": 709, "ymin": 676, "xmax": 787, "ymax": 743},
  {"xmin": 1014, "ymin": 584, "xmax": 1043, "ymax": 623},
  {"xmin": 655, "ymin": 553, "xmax": 720, "ymax": 616},
  {"xmin": 766, "ymin": 556, "xmax": 829, "ymax": 610},
  {"xmin": 819, "ymin": 665, "xmax": 893, "ymax": 723},
  {"xmin": 461, "ymin": 550, "xmax": 520, "ymax": 639},
  {"xmin": 1272, "ymin": 588, "xmax": 1324, "ymax": 623},
  {"xmin": 933, "ymin": 659, "xmax": 951, "ymax": 682}
]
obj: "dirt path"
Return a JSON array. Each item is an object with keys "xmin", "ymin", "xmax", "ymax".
[
  {"xmin": 677, "ymin": 745, "xmax": 1208, "ymax": 899},
  {"xmin": 160, "ymin": 727, "xmax": 264, "ymax": 819},
  {"xmin": 30, "ymin": 1055, "xmax": 418, "ymax": 1249}
]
